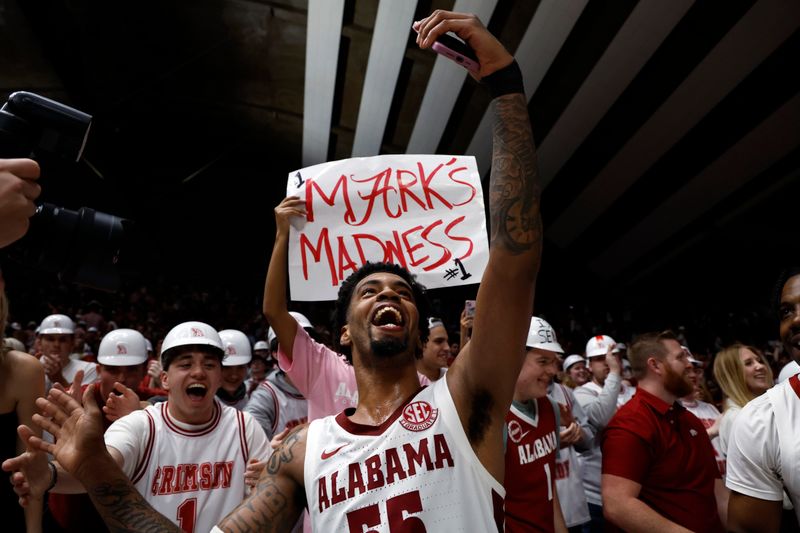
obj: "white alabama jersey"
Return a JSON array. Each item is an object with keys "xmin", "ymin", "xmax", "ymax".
[
  {"xmin": 726, "ymin": 374, "xmax": 800, "ymax": 520},
  {"xmin": 304, "ymin": 377, "xmax": 505, "ymax": 532},
  {"xmin": 105, "ymin": 399, "xmax": 270, "ymax": 533},
  {"xmin": 680, "ymin": 398, "xmax": 726, "ymax": 476}
]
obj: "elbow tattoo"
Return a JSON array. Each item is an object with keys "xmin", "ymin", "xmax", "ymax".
[{"xmin": 489, "ymin": 94, "xmax": 543, "ymax": 256}]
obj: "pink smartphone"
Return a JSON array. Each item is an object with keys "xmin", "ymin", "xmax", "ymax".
[
  {"xmin": 421, "ymin": 31, "xmax": 480, "ymax": 73},
  {"xmin": 464, "ymin": 300, "xmax": 476, "ymax": 318}
]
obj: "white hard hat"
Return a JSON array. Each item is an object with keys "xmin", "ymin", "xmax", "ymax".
[
  {"xmin": 562, "ymin": 354, "xmax": 586, "ymax": 371},
  {"xmin": 219, "ymin": 329, "xmax": 252, "ymax": 366},
  {"xmin": 526, "ymin": 317, "xmax": 564, "ymax": 353},
  {"xmin": 290, "ymin": 311, "xmax": 313, "ymax": 329},
  {"xmin": 38, "ymin": 314, "xmax": 75, "ymax": 335},
  {"xmin": 161, "ymin": 321, "xmax": 223, "ymax": 360},
  {"xmin": 585, "ymin": 335, "xmax": 620, "ymax": 358},
  {"xmin": 3, "ymin": 337, "xmax": 26, "ymax": 352},
  {"xmin": 97, "ymin": 329, "xmax": 148, "ymax": 366},
  {"xmin": 777, "ymin": 360, "xmax": 800, "ymax": 384},
  {"xmin": 253, "ymin": 340, "xmax": 269, "ymax": 351},
  {"xmin": 267, "ymin": 327, "xmax": 277, "ymax": 347}
]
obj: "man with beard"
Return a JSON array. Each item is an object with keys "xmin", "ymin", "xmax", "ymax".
[
  {"xmin": 601, "ymin": 331, "xmax": 726, "ymax": 532},
  {"xmin": 726, "ymin": 267, "xmax": 800, "ymax": 531},
  {"xmin": 4, "ymin": 10, "xmax": 543, "ymax": 531}
]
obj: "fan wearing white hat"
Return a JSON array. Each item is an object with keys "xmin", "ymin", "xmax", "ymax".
[
  {"xmin": 8, "ymin": 321, "xmax": 271, "ymax": 533},
  {"xmin": 216, "ymin": 330, "xmax": 253, "ymax": 411},
  {"xmin": 416, "ymin": 317, "xmax": 451, "ymax": 382},
  {"xmin": 245, "ymin": 325, "xmax": 308, "ymax": 441},
  {"xmin": 37, "ymin": 313, "xmax": 97, "ymax": 391},
  {"xmin": 46, "ymin": 328, "xmax": 149, "ymax": 532},
  {"xmin": 503, "ymin": 317, "xmax": 568, "ymax": 532},
  {"xmin": 573, "ymin": 334, "xmax": 635, "ymax": 530},
  {"xmin": 562, "ymin": 354, "xmax": 589, "ymax": 387}
]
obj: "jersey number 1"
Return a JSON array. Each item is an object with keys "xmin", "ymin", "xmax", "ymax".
[
  {"xmin": 346, "ymin": 489, "xmax": 426, "ymax": 532},
  {"xmin": 177, "ymin": 497, "xmax": 197, "ymax": 533}
]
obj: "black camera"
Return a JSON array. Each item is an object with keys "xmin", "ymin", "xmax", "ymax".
[{"xmin": 1, "ymin": 91, "xmax": 137, "ymax": 291}]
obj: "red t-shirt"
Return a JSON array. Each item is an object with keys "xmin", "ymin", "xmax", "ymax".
[
  {"xmin": 602, "ymin": 387, "xmax": 723, "ymax": 533},
  {"xmin": 504, "ymin": 397, "xmax": 559, "ymax": 533}
]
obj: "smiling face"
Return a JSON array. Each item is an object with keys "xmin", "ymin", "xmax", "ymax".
[
  {"xmin": 221, "ymin": 364, "xmax": 248, "ymax": 393},
  {"xmin": 421, "ymin": 325, "xmax": 450, "ymax": 371},
  {"xmin": 515, "ymin": 348, "xmax": 560, "ymax": 401},
  {"xmin": 161, "ymin": 348, "xmax": 222, "ymax": 424},
  {"xmin": 568, "ymin": 361, "xmax": 589, "ymax": 386},
  {"xmin": 779, "ymin": 274, "xmax": 800, "ymax": 363},
  {"xmin": 341, "ymin": 272, "xmax": 419, "ymax": 365},
  {"xmin": 739, "ymin": 347, "xmax": 771, "ymax": 395}
]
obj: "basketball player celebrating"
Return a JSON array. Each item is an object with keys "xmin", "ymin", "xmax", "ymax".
[
  {"xmin": 726, "ymin": 267, "xmax": 800, "ymax": 531},
  {"xmin": 6, "ymin": 10, "xmax": 543, "ymax": 532},
  {"xmin": 5, "ymin": 321, "xmax": 271, "ymax": 533}
]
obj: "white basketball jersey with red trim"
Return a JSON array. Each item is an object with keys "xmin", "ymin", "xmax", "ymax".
[
  {"xmin": 109, "ymin": 400, "xmax": 267, "ymax": 533},
  {"xmin": 769, "ymin": 374, "xmax": 800, "ymax": 507},
  {"xmin": 304, "ymin": 377, "xmax": 505, "ymax": 532}
]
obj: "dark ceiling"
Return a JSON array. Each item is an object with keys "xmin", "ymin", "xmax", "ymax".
[{"xmin": 2, "ymin": 0, "xmax": 799, "ymax": 332}]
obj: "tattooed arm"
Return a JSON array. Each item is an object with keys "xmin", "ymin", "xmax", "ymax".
[
  {"xmin": 20, "ymin": 386, "xmax": 181, "ymax": 533},
  {"xmin": 216, "ymin": 424, "xmax": 307, "ymax": 532},
  {"xmin": 415, "ymin": 11, "xmax": 542, "ymax": 480}
]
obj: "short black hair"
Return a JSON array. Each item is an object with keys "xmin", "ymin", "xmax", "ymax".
[
  {"xmin": 333, "ymin": 262, "xmax": 430, "ymax": 363},
  {"xmin": 773, "ymin": 266, "xmax": 800, "ymax": 317},
  {"xmin": 161, "ymin": 344, "xmax": 225, "ymax": 370}
]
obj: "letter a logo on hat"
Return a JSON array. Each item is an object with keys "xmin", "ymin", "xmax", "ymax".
[
  {"xmin": 191, "ymin": 327, "xmax": 204, "ymax": 337},
  {"xmin": 226, "ymin": 345, "xmax": 236, "ymax": 355},
  {"xmin": 116, "ymin": 343, "xmax": 128, "ymax": 355}
]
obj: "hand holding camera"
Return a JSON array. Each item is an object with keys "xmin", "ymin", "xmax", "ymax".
[{"xmin": 0, "ymin": 158, "xmax": 41, "ymax": 248}]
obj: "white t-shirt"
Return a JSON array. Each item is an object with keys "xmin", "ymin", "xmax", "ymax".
[
  {"xmin": 726, "ymin": 374, "xmax": 800, "ymax": 521},
  {"xmin": 304, "ymin": 376, "xmax": 504, "ymax": 531},
  {"xmin": 105, "ymin": 399, "xmax": 270, "ymax": 533},
  {"xmin": 680, "ymin": 398, "xmax": 726, "ymax": 476}
]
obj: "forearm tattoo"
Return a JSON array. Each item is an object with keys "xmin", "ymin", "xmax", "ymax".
[
  {"xmin": 89, "ymin": 480, "xmax": 181, "ymax": 533},
  {"xmin": 490, "ymin": 93, "xmax": 543, "ymax": 255},
  {"xmin": 218, "ymin": 425, "xmax": 307, "ymax": 532}
]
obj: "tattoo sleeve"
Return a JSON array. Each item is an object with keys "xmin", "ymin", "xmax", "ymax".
[
  {"xmin": 217, "ymin": 425, "xmax": 307, "ymax": 532},
  {"xmin": 489, "ymin": 93, "xmax": 543, "ymax": 256},
  {"xmin": 88, "ymin": 479, "xmax": 181, "ymax": 533}
]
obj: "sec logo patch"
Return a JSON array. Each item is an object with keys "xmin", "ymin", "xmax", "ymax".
[{"xmin": 400, "ymin": 401, "xmax": 438, "ymax": 431}]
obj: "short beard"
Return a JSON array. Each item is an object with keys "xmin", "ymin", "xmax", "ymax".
[
  {"xmin": 664, "ymin": 365, "xmax": 694, "ymax": 398},
  {"xmin": 370, "ymin": 337, "xmax": 408, "ymax": 358}
]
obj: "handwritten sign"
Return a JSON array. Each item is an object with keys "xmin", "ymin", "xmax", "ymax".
[{"xmin": 286, "ymin": 154, "xmax": 488, "ymax": 301}]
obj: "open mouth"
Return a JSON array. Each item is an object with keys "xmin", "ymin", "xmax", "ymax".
[
  {"xmin": 186, "ymin": 383, "xmax": 208, "ymax": 399},
  {"xmin": 371, "ymin": 306, "xmax": 404, "ymax": 329}
]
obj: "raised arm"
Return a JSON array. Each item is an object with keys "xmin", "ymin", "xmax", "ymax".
[
  {"xmin": 262, "ymin": 196, "xmax": 307, "ymax": 361},
  {"xmin": 415, "ymin": 11, "xmax": 542, "ymax": 468},
  {"xmin": 216, "ymin": 425, "xmax": 307, "ymax": 532}
]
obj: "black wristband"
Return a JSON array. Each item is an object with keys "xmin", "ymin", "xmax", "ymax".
[
  {"xmin": 46, "ymin": 461, "xmax": 58, "ymax": 493},
  {"xmin": 482, "ymin": 60, "xmax": 524, "ymax": 99}
]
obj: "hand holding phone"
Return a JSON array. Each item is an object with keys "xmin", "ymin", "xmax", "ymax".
[
  {"xmin": 464, "ymin": 300, "xmax": 476, "ymax": 318},
  {"xmin": 414, "ymin": 27, "xmax": 480, "ymax": 72}
]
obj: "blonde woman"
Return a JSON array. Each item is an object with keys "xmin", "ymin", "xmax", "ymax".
[
  {"xmin": 713, "ymin": 344, "xmax": 773, "ymax": 455},
  {"xmin": 0, "ymin": 278, "xmax": 45, "ymax": 533}
]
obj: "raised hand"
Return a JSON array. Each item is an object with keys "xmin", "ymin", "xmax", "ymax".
[
  {"xmin": 103, "ymin": 382, "xmax": 142, "ymax": 421},
  {"xmin": 1, "ymin": 425, "xmax": 51, "ymax": 506},
  {"xmin": 274, "ymin": 196, "xmax": 306, "ymax": 236},
  {"xmin": 28, "ymin": 385, "xmax": 108, "ymax": 482}
]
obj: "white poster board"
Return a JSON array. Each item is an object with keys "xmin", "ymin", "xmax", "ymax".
[{"xmin": 286, "ymin": 154, "xmax": 488, "ymax": 301}]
